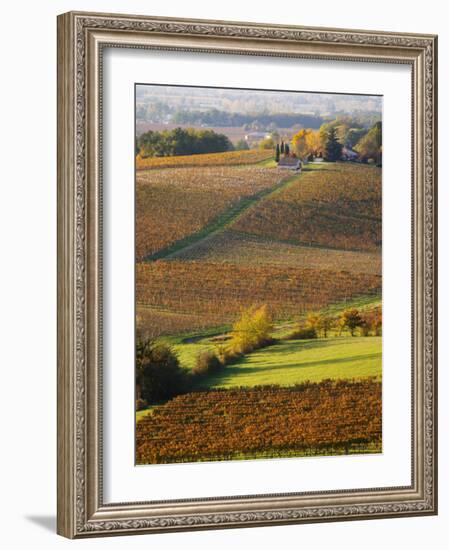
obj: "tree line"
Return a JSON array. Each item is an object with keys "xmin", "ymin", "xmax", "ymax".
[
  {"xmin": 137, "ymin": 127, "xmax": 233, "ymax": 158},
  {"xmin": 136, "ymin": 119, "xmax": 381, "ymax": 162},
  {"xmin": 289, "ymin": 306, "xmax": 382, "ymax": 339},
  {"xmin": 291, "ymin": 121, "xmax": 382, "ymax": 164},
  {"xmin": 172, "ymin": 108, "xmax": 326, "ymax": 129}
]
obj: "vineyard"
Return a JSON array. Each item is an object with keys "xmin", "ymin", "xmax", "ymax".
[
  {"xmin": 136, "ymin": 260, "xmax": 381, "ymax": 337},
  {"xmin": 135, "ymin": 160, "xmax": 383, "ymax": 464},
  {"xmin": 136, "ymin": 165, "xmax": 285, "ymax": 260},
  {"xmin": 136, "ymin": 149, "xmax": 273, "ymax": 170},
  {"xmin": 136, "ymin": 304, "xmax": 224, "ymax": 340},
  {"xmin": 136, "ymin": 379, "xmax": 382, "ymax": 464},
  {"xmin": 170, "ymin": 229, "xmax": 381, "ymax": 275},
  {"xmin": 232, "ymin": 163, "xmax": 381, "ymax": 251},
  {"xmin": 134, "ymin": 86, "xmax": 384, "ymax": 466}
]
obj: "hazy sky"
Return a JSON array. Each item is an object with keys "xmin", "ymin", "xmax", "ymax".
[{"xmin": 136, "ymin": 84, "xmax": 382, "ymax": 117}]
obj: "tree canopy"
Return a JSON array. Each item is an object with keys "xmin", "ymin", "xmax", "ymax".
[
  {"xmin": 323, "ymin": 126, "xmax": 343, "ymax": 161},
  {"xmin": 137, "ymin": 127, "xmax": 234, "ymax": 158},
  {"xmin": 292, "ymin": 129, "xmax": 323, "ymax": 159},
  {"xmin": 229, "ymin": 305, "xmax": 273, "ymax": 354},
  {"xmin": 136, "ymin": 340, "xmax": 187, "ymax": 404},
  {"xmin": 354, "ymin": 121, "xmax": 382, "ymax": 164},
  {"xmin": 171, "ymin": 108, "xmax": 325, "ymax": 129}
]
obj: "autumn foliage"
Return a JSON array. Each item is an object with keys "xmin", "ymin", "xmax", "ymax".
[
  {"xmin": 136, "ymin": 379, "xmax": 382, "ymax": 464},
  {"xmin": 136, "ymin": 340, "xmax": 188, "ymax": 405},
  {"xmin": 233, "ymin": 162, "xmax": 381, "ymax": 251},
  {"xmin": 292, "ymin": 128, "xmax": 323, "ymax": 159},
  {"xmin": 229, "ymin": 305, "xmax": 273, "ymax": 354}
]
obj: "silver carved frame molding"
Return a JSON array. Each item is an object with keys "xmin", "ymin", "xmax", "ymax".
[{"xmin": 57, "ymin": 11, "xmax": 438, "ymax": 539}]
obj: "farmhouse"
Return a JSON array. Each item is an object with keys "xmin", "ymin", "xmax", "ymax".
[
  {"xmin": 244, "ymin": 131, "xmax": 272, "ymax": 141},
  {"xmin": 341, "ymin": 147, "xmax": 359, "ymax": 161},
  {"xmin": 277, "ymin": 156, "xmax": 302, "ymax": 171}
]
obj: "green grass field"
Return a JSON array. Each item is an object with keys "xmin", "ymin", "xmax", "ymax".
[
  {"xmin": 167, "ymin": 294, "xmax": 381, "ymax": 370},
  {"xmin": 195, "ymin": 336, "xmax": 381, "ymax": 389}
]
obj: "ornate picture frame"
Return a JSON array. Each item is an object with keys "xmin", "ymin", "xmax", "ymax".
[{"xmin": 57, "ymin": 11, "xmax": 437, "ymax": 538}]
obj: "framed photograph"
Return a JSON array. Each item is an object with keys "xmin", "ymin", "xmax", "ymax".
[{"xmin": 57, "ymin": 11, "xmax": 438, "ymax": 538}]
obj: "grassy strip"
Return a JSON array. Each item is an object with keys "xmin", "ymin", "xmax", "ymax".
[{"xmin": 136, "ymin": 408, "xmax": 154, "ymax": 422}]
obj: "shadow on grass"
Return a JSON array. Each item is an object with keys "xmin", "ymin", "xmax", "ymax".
[
  {"xmin": 208, "ymin": 353, "xmax": 380, "ymax": 382},
  {"xmin": 199, "ymin": 338, "xmax": 381, "ymax": 386}
]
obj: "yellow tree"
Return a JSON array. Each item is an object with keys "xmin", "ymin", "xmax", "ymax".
[
  {"xmin": 305, "ymin": 130, "xmax": 323, "ymax": 156},
  {"xmin": 305, "ymin": 312, "xmax": 333, "ymax": 338},
  {"xmin": 320, "ymin": 315, "xmax": 334, "ymax": 338},
  {"xmin": 251, "ymin": 304, "xmax": 273, "ymax": 344},
  {"xmin": 292, "ymin": 129, "xmax": 310, "ymax": 159},
  {"xmin": 230, "ymin": 305, "xmax": 273, "ymax": 354},
  {"xmin": 306, "ymin": 313, "xmax": 322, "ymax": 333}
]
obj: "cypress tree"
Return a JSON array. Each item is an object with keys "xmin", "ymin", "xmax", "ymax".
[
  {"xmin": 284, "ymin": 143, "xmax": 290, "ymax": 155},
  {"xmin": 275, "ymin": 143, "xmax": 280, "ymax": 162},
  {"xmin": 324, "ymin": 127, "xmax": 343, "ymax": 161},
  {"xmin": 280, "ymin": 141, "xmax": 285, "ymax": 154}
]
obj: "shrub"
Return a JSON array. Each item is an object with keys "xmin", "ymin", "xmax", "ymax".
[
  {"xmin": 359, "ymin": 306, "xmax": 382, "ymax": 336},
  {"xmin": 320, "ymin": 315, "xmax": 335, "ymax": 337},
  {"xmin": 235, "ymin": 139, "xmax": 250, "ymax": 151},
  {"xmin": 136, "ymin": 398, "xmax": 148, "ymax": 411},
  {"xmin": 192, "ymin": 351, "xmax": 223, "ymax": 376},
  {"xmin": 372, "ymin": 306, "xmax": 382, "ymax": 336},
  {"xmin": 216, "ymin": 346, "xmax": 242, "ymax": 366},
  {"xmin": 229, "ymin": 304, "xmax": 273, "ymax": 354},
  {"xmin": 136, "ymin": 339, "xmax": 188, "ymax": 404},
  {"xmin": 340, "ymin": 308, "xmax": 363, "ymax": 336},
  {"xmin": 289, "ymin": 326, "xmax": 318, "ymax": 340},
  {"xmin": 305, "ymin": 313, "xmax": 321, "ymax": 333},
  {"xmin": 232, "ymin": 340, "xmax": 255, "ymax": 354},
  {"xmin": 360, "ymin": 319, "xmax": 371, "ymax": 336},
  {"xmin": 258, "ymin": 336, "xmax": 277, "ymax": 348},
  {"xmin": 259, "ymin": 137, "xmax": 275, "ymax": 150}
]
